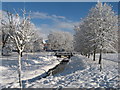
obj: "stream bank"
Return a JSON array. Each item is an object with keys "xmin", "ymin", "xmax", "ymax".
[{"xmin": 23, "ymin": 58, "xmax": 70, "ymax": 84}]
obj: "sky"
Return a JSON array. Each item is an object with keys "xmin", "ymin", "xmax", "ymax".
[{"xmin": 2, "ymin": 2, "xmax": 118, "ymax": 39}]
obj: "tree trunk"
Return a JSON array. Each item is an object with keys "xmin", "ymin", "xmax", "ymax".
[
  {"xmin": 1, "ymin": 45, "xmax": 4, "ymax": 56},
  {"xmin": 88, "ymin": 53, "xmax": 90, "ymax": 58},
  {"xmin": 100, "ymin": 64, "xmax": 102, "ymax": 72},
  {"xmin": 18, "ymin": 51, "xmax": 22, "ymax": 89},
  {"xmin": 99, "ymin": 49, "xmax": 102, "ymax": 64},
  {"xmin": 93, "ymin": 49, "xmax": 96, "ymax": 61},
  {"xmin": 21, "ymin": 52, "xmax": 23, "ymax": 57}
]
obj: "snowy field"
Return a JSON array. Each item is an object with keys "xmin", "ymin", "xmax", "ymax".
[
  {"xmin": 95, "ymin": 53, "xmax": 119, "ymax": 62},
  {"xmin": 0, "ymin": 52, "xmax": 63, "ymax": 89},
  {"xmin": 0, "ymin": 52, "xmax": 119, "ymax": 89}
]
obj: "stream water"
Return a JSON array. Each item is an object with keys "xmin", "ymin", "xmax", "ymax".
[
  {"xmin": 48, "ymin": 58, "xmax": 69, "ymax": 75},
  {"xmin": 23, "ymin": 58, "xmax": 70, "ymax": 85}
]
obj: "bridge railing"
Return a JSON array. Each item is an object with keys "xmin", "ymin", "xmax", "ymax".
[{"xmin": 54, "ymin": 52, "xmax": 76, "ymax": 58}]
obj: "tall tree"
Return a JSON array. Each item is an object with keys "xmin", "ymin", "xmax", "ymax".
[
  {"xmin": 48, "ymin": 31, "xmax": 74, "ymax": 51},
  {"xmin": 89, "ymin": 2, "xmax": 118, "ymax": 64},
  {"xmin": 1, "ymin": 11, "xmax": 10, "ymax": 55},
  {"xmin": 74, "ymin": 2, "xmax": 118, "ymax": 64},
  {"xmin": 1, "ymin": 10, "xmax": 35, "ymax": 88}
]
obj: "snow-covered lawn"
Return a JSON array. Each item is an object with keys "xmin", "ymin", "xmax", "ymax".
[
  {"xmin": 25, "ymin": 54, "xmax": 118, "ymax": 88},
  {"xmin": 0, "ymin": 52, "xmax": 63, "ymax": 89},
  {"xmin": 0, "ymin": 52, "xmax": 119, "ymax": 89},
  {"xmin": 95, "ymin": 53, "xmax": 119, "ymax": 62}
]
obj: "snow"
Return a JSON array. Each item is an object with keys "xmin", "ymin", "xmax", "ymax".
[
  {"xmin": 95, "ymin": 53, "xmax": 119, "ymax": 62},
  {"xmin": 0, "ymin": 52, "xmax": 119, "ymax": 89},
  {"xmin": 0, "ymin": 52, "xmax": 62, "ymax": 89},
  {"xmin": 26, "ymin": 54, "xmax": 118, "ymax": 88}
]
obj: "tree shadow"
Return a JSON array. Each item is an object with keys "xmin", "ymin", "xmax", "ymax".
[
  {"xmin": 1, "ymin": 59, "xmax": 18, "ymax": 69},
  {"xmin": 22, "ymin": 71, "xmax": 49, "ymax": 88}
]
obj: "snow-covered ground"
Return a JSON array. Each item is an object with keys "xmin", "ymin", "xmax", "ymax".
[
  {"xmin": 95, "ymin": 53, "xmax": 119, "ymax": 62},
  {"xmin": 0, "ymin": 52, "xmax": 63, "ymax": 89},
  {"xmin": 24, "ymin": 54, "xmax": 118, "ymax": 88},
  {"xmin": 0, "ymin": 52, "xmax": 119, "ymax": 89}
]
